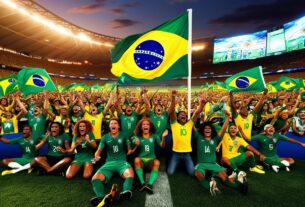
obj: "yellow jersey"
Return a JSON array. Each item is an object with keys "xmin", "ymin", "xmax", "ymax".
[
  {"xmin": 84, "ymin": 112, "xmax": 103, "ymax": 139},
  {"xmin": 234, "ymin": 113, "xmax": 253, "ymax": 140},
  {"xmin": 222, "ymin": 133, "xmax": 249, "ymax": 159},
  {"xmin": 171, "ymin": 119, "xmax": 193, "ymax": 153}
]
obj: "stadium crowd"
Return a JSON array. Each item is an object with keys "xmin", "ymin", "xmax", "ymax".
[{"xmin": 0, "ymin": 87, "xmax": 305, "ymax": 207}]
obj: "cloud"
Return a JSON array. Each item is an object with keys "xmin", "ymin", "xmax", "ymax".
[
  {"xmin": 68, "ymin": 4, "xmax": 103, "ymax": 14},
  {"xmin": 111, "ymin": 19, "xmax": 139, "ymax": 29},
  {"xmin": 122, "ymin": 2, "xmax": 141, "ymax": 8},
  {"xmin": 208, "ymin": 0, "xmax": 305, "ymax": 27},
  {"xmin": 111, "ymin": 8, "xmax": 125, "ymax": 15}
]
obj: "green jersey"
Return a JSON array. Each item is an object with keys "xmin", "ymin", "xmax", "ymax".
[
  {"xmin": 149, "ymin": 111, "xmax": 169, "ymax": 136},
  {"xmin": 46, "ymin": 133, "xmax": 70, "ymax": 157},
  {"xmin": 119, "ymin": 112, "xmax": 138, "ymax": 137},
  {"xmin": 27, "ymin": 112, "xmax": 47, "ymax": 141},
  {"xmin": 132, "ymin": 134, "xmax": 161, "ymax": 159},
  {"xmin": 72, "ymin": 132, "xmax": 95, "ymax": 160},
  {"xmin": 99, "ymin": 132, "xmax": 129, "ymax": 162},
  {"xmin": 194, "ymin": 130, "xmax": 220, "ymax": 163},
  {"xmin": 252, "ymin": 133, "xmax": 288, "ymax": 157},
  {"xmin": 10, "ymin": 137, "xmax": 37, "ymax": 159}
]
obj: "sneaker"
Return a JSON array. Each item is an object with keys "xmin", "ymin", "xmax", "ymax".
[
  {"xmin": 139, "ymin": 184, "xmax": 146, "ymax": 192},
  {"xmin": 271, "ymin": 165, "xmax": 280, "ymax": 173},
  {"xmin": 281, "ymin": 160, "xmax": 290, "ymax": 167},
  {"xmin": 119, "ymin": 190, "xmax": 132, "ymax": 201},
  {"xmin": 27, "ymin": 168, "xmax": 33, "ymax": 174},
  {"xmin": 90, "ymin": 197, "xmax": 103, "ymax": 207},
  {"xmin": 255, "ymin": 165, "xmax": 264, "ymax": 170},
  {"xmin": 228, "ymin": 171, "xmax": 237, "ymax": 180},
  {"xmin": 209, "ymin": 178, "xmax": 221, "ymax": 196},
  {"xmin": 237, "ymin": 171, "xmax": 247, "ymax": 183},
  {"xmin": 285, "ymin": 167, "xmax": 290, "ymax": 172},
  {"xmin": 249, "ymin": 166, "xmax": 265, "ymax": 174},
  {"xmin": 145, "ymin": 184, "xmax": 154, "ymax": 194},
  {"xmin": 1, "ymin": 170, "xmax": 13, "ymax": 176}
]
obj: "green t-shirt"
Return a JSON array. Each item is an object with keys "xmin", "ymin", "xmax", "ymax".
[
  {"xmin": 194, "ymin": 130, "xmax": 220, "ymax": 163},
  {"xmin": 46, "ymin": 133, "xmax": 70, "ymax": 157},
  {"xmin": 252, "ymin": 133, "xmax": 288, "ymax": 157},
  {"xmin": 132, "ymin": 134, "xmax": 161, "ymax": 159},
  {"xmin": 10, "ymin": 137, "xmax": 37, "ymax": 159},
  {"xmin": 99, "ymin": 132, "xmax": 129, "ymax": 162},
  {"xmin": 72, "ymin": 132, "xmax": 95, "ymax": 159},
  {"xmin": 149, "ymin": 111, "xmax": 169, "ymax": 136},
  {"xmin": 119, "ymin": 112, "xmax": 138, "ymax": 137},
  {"xmin": 27, "ymin": 112, "xmax": 47, "ymax": 141}
]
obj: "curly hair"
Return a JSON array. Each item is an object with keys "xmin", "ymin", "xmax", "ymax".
[
  {"xmin": 73, "ymin": 119, "xmax": 93, "ymax": 137},
  {"xmin": 198, "ymin": 121, "xmax": 217, "ymax": 139},
  {"xmin": 48, "ymin": 122, "xmax": 65, "ymax": 136},
  {"xmin": 134, "ymin": 117, "xmax": 156, "ymax": 136}
]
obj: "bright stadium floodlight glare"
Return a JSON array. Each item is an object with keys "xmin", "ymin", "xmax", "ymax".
[
  {"xmin": 192, "ymin": 45, "xmax": 205, "ymax": 51},
  {"xmin": 1, "ymin": 0, "xmax": 109, "ymax": 46}
]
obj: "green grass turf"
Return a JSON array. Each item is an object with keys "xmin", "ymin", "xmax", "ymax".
[{"xmin": 1, "ymin": 161, "xmax": 305, "ymax": 207}]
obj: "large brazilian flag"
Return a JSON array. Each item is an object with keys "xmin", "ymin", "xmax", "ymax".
[
  {"xmin": 111, "ymin": 11, "xmax": 189, "ymax": 85},
  {"xmin": 18, "ymin": 68, "xmax": 57, "ymax": 96},
  {"xmin": 0, "ymin": 74, "xmax": 18, "ymax": 96},
  {"xmin": 225, "ymin": 66, "xmax": 266, "ymax": 92}
]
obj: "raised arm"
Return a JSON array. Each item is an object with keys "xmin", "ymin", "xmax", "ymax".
[
  {"xmin": 229, "ymin": 91, "xmax": 237, "ymax": 116},
  {"xmin": 191, "ymin": 98, "xmax": 206, "ymax": 122},
  {"xmin": 169, "ymin": 90, "xmax": 177, "ymax": 121},
  {"xmin": 102, "ymin": 92, "xmax": 113, "ymax": 115},
  {"xmin": 253, "ymin": 88, "xmax": 268, "ymax": 113},
  {"xmin": 218, "ymin": 111, "xmax": 230, "ymax": 138},
  {"xmin": 238, "ymin": 126, "xmax": 250, "ymax": 141}
]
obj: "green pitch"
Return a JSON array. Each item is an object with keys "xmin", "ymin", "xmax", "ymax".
[{"xmin": 1, "ymin": 161, "xmax": 305, "ymax": 207}]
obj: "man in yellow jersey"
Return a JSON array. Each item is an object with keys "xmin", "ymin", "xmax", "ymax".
[
  {"xmin": 230, "ymin": 89, "xmax": 268, "ymax": 140},
  {"xmin": 167, "ymin": 90, "xmax": 205, "ymax": 176},
  {"xmin": 80, "ymin": 93, "xmax": 113, "ymax": 141}
]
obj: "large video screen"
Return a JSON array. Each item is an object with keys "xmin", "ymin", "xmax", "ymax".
[
  {"xmin": 267, "ymin": 28, "xmax": 286, "ymax": 56},
  {"xmin": 284, "ymin": 16, "xmax": 305, "ymax": 52},
  {"xmin": 213, "ymin": 30, "xmax": 267, "ymax": 63}
]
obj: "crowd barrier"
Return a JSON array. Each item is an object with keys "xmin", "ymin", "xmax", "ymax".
[{"xmin": 0, "ymin": 132, "xmax": 304, "ymax": 160}]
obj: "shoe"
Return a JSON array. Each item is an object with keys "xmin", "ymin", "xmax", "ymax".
[
  {"xmin": 271, "ymin": 165, "xmax": 279, "ymax": 173},
  {"xmin": 28, "ymin": 168, "xmax": 33, "ymax": 174},
  {"xmin": 228, "ymin": 171, "xmax": 237, "ymax": 180},
  {"xmin": 255, "ymin": 165, "xmax": 264, "ymax": 170},
  {"xmin": 145, "ymin": 184, "xmax": 154, "ymax": 194},
  {"xmin": 285, "ymin": 167, "xmax": 290, "ymax": 172},
  {"xmin": 281, "ymin": 160, "xmax": 290, "ymax": 167},
  {"xmin": 237, "ymin": 171, "xmax": 247, "ymax": 183},
  {"xmin": 139, "ymin": 184, "xmax": 146, "ymax": 192},
  {"xmin": 240, "ymin": 178, "xmax": 248, "ymax": 195},
  {"xmin": 90, "ymin": 197, "xmax": 103, "ymax": 207},
  {"xmin": 1, "ymin": 170, "xmax": 13, "ymax": 176},
  {"xmin": 249, "ymin": 166, "xmax": 265, "ymax": 174},
  {"xmin": 119, "ymin": 190, "xmax": 132, "ymax": 201},
  {"xmin": 209, "ymin": 178, "xmax": 221, "ymax": 196}
]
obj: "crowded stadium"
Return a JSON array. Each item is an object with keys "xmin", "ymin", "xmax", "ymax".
[{"xmin": 1, "ymin": 0, "xmax": 305, "ymax": 207}]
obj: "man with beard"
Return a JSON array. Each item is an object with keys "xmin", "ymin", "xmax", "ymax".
[
  {"xmin": 252, "ymin": 124, "xmax": 305, "ymax": 173},
  {"xmin": 90, "ymin": 118, "xmax": 135, "ymax": 207},
  {"xmin": 167, "ymin": 90, "xmax": 206, "ymax": 176}
]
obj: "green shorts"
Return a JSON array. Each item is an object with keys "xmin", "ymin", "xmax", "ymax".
[
  {"xmin": 96, "ymin": 161, "xmax": 132, "ymax": 182},
  {"xmin": 230, "ymin": 153, "xmax": 247, "ymax": 167},
  {"xmin": 14, "ymin": 156, "xmax": 33, "ymax": 166},
  {"xmin": 72, "ymin": 154, "xmax": 93, "ymax": 166},
  {"xmin": 195, "ymin": 163, "xmax": 226, "ymax": 176},
  {"xmin": 264, "ymin": 155, "xmax": 282, "ymax": 166}
]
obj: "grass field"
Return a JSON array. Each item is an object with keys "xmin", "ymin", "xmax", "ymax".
[{"xmin": 1, "ymin": 160, "xmax": 305, "ymax": 207}]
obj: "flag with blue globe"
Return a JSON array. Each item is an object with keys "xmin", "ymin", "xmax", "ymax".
[{"xmin": 18, "ymin": 68, "xmax": 57, "ymax": 96}]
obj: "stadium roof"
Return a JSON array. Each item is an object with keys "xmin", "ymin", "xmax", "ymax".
[{"xmin": 0, "ymin": 0, "xmax": 121, "ymax": 66}]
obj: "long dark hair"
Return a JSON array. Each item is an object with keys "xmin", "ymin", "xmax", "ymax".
[
  {"xmin": 134, "ymin": 117, "xmax": 156, "ymax": 136},
  {"xmin": 48, "ymin": 122, "xmax": 65, "ymax": 136},
  {"xmin": 198, "ymin": 122, "xmax": 217, "ymax": 139}
]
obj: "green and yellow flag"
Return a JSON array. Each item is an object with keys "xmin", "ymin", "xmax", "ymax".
[
  {"xmin": 266, "ymin": 81, "xmax": 278, "ymax": 93},
  {"xmin": 63, "ymin": 83, "xmax": 88, "ymax": 92},
  {"xmin": 111, "ymin": 11, "xmax": 189, "ymax": 85},
  {"xmin": 225, "ymin": 66, "xmax": 266, "ymax": 92},
  {"xmin": 274, "ymin": 76, "xmax": 302, "ymax": 91},
  {"xmin": 18, "ymin": 68, "xmax": 56, "ymax": 96},
  {"xmin": 0, "ymin": 74, "xmax": 18, "ymax": 96}
]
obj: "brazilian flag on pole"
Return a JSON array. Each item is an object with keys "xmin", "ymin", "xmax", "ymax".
[
  {"xmin": 0, "ymin": 74, "xmax": 18, "ymax": 96},
  {"xmin": 274, "ymin": 76, "xmax": 302, "ymax": 91},
  {"xmin": 18, "ymin": 68, "xmax": 56, "ymax": 96},
  {"xmin": 111, "ymin": 11, "xmax": 189, "ymax": 85},
  {"xmin": 225, "ymin": 66, "xmax": 266, "ymax": 92}
]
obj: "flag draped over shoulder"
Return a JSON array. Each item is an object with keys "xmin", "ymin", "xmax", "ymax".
[
  {"xmin": 225, "ymin": 66, "xmax": 266, "ymax": 92},
  {"xmin": 111, "ymin": 12, "xmax": 189, "ymax": 85},
  {"xmin": 0, "ymin": 74, "xmax": 18, "ymax": 96},
  {"xmin": 18, "ymin": 68, "xmax": 56, "ymax": 96}
]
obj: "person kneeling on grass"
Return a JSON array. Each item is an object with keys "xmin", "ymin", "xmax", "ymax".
[
  {"xmin": 132, "ymin": 117, "xmax": 168, "ymax": 194},
  {"xmin": 218, "ymin": 116, "xmax": 266, "ymax": 178},
  {"xmin": 0, "ymin": 125, "xmax": 42, "ymax": 176},
  {"xmin": 34, "ymin": 122, "xmax": 71, "ymax": 175},
  {"xmin": 90, "ymin": 118, "xmax": 135, "ymax": 207},
  {"xmin": 65, "ymin": 120, "xmax": 97, "ymax": 179},
  {"xmin": 194, "ymin": 113, "xmax": 248, "ymax": 196},
  {"xmin": 251, "ymin": 124, "xmax": 305, "ymax": 173}
]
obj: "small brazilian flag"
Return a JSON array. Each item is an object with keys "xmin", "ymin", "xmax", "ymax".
[
  {"xmin": 225, "ymin": 66, "xmax": 266, "ymax": 92},
  {"xmin": 266, "ymin": 81, "xmax": 278, "ymax": 93},
  {"xmin": 18, "ymin": 68, "xmax": 56, "ymax": 96},
  {"xmin": 274, "ymin": 76, "xmax": 302, "ymax": 91},
  {"xmin": 111, "ymin": 11, "xmax": 189, "ymax": 85},
  {"xmin": 0, "ymin": 74, "xmax": 18, "ymax": 96}
]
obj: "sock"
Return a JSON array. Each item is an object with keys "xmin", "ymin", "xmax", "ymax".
[
  {"xmin": 199, "ymin": 179, "xmax": 210, "ymax": 190},
  {"xmin": 135, "ymin": 168, "xmax": 145, "ymax": 185},
  {"xmin": 148, "ymin": 170, "xmax": 159, "ymax": 185},
  {"xmin": 249, "ymin": 156, "xmax": 256, "ymax": 168},
  {"xmin": 12, "ymin": 163, "xmax": 31, "ymax": 173},
  {"xmin": 92, "ymin": 179, "xmax": 105, "ymax": 198},
  {"xmin": 224, "ymin": 179, "xmax": 239, "ymax": 189},
  {"xmin": 8, "ymin": 162, "xmax": 22, "ymax": 169},
  {"xmin": 123, "ymin": 177, "xmax": 133, "ymax": 192}
]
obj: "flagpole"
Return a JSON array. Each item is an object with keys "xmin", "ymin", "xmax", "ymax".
[{"xmin": 187, "ymin": 9, "xmax": 192, "ymax": 120}]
